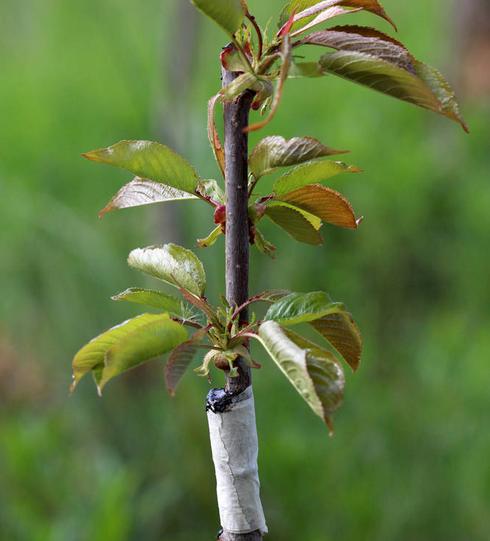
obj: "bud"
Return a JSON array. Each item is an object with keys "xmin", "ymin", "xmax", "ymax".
[{"xmin": 214, "ymin": 205, "xmax": 226, "ymax": 225}]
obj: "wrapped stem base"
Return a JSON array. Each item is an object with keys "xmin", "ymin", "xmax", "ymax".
[{"xmin": 207, "ymin": 386, "xmax": 267, "ymax": 535}]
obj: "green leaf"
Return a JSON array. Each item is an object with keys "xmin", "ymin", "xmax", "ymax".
[
  {"xmin": 265, "ymin": 291, "xmax": 343, "ymax": 325},
  {"xmin": 319, "ymin": 50, "xmax": 468, "ymax": 132},
  {"xmin": 195, "ymin": 344, "xmax": 251, "ymax": 378},
  {"xmin": 273, "ymin": 159, "xmax": 361, "ymax": 195},
  {"xmin": 197, "ymin": 226, "xmax": 223, "ymax": 248},
  {"xmin": 257, "ymin": 321, "xmax": 345, "ymax": 430},
  {"xmin": 98, "ymin": 315, "xmax": 187, "ymax": 392},
  {"xmin": 165, "ymin": 328, "xmax": 209, "ymax": 396},
  {"xmin": 179, "ymin": 288, "xmax": 219, "ymax": 326},
  {"xmin": 289, "ymin": 61, "xmax": 325, "ymax": 78},
  {"xmin": 413, "ymin": 61, "xmax": 469, "ymax": 132},
  {"xmin": 191, "ymin": 0, "xmax": 244, "ymax": 35},
  {"xmin": 311, "ymin": 311, "xmax": 362, "ymax": 371},
  {"xmin": 249, "ymin": 136, "xmax": 347, "ymax": 179},
  {"xmin": 197, "ymin": 179, "xmax": 225, "ymax": 204},
  {"xmin": 220, "ymin": 43, "xmax": 250, "ymax": 72},
  {"xmin": 111, "ymin": 288, "xmax": 183, "ymax": 315},
  {"xmin": 194, "ymin": 349, "xmax": 221, "ymax": 378},
  {"xmin": 128, "ymin": 244, "xmax": 206, "ymax": 297},
  {"xmin": 83, "ymin": 140, "xmax": 199, "ymax": 194},
  {"xmin": 278, "ymin": 184, "xmax": 359, "ymax": 229},
  {"xmin": 265, "ymin": 202, "xmax": 323, "ymax": 245},
  {"xmin": 99, "ymin": 177, "xmax": 197, "ymax": 217},
  {"xmin": 268, "ymin": 201, "xmax": 322, "ymax": 229},
  {"xmin": 254, "ymin": 228, "xmax": 276, "ymax": 257},
  {"xmin": 72, "ymin": 314, "xmax": 187, "ymax": 392}
]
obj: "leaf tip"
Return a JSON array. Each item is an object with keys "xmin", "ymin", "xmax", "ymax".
[
  {"xmin": 81, "ymin": 150, "xmax": 101, "ymax": 162},
  {"xmin": 69, "ymin": 377, "xmax": 78, "ymax": 395},
  {"xmin": 448, "ymin": 108, "xmax": 469, "ymax": 133},
  {"xmin": 277, "ymin": 8, "xmax": 297, "ymax": 37},
  {"xmin": 98, "ymin": 205, "xmax": 111, "ymax": 219},
  {"xmin": 350, "ymin": 360, "xmax": 361, "ymax": 373},
  {"xmin": 380, "ymin": 9, "xmax": 398, "ymax": 32}
]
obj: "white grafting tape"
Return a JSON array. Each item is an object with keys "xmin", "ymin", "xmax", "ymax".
[{"xmin": 207, "ymin": 386, "xmax": 268, "ymax": 535}]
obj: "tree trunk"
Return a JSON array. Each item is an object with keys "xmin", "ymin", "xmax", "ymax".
[
  {"xmin": 205, "ymin": 68, "xmax": 265, "ymax": 541},
  {"xmin": 223, "ymin": 68, "xmax": 254, "ymax": 394}
]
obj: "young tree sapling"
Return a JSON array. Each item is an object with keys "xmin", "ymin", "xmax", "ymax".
[{"xmin": 72, "ymin": 1, "xmax": 467, "ymax": 538}]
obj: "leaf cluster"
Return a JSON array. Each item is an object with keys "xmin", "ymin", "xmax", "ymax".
[
  {"xmin": 72, "ymin": 241, "xmax": 360, "ymax": 430},
  {"xmin": 73, "ymin": 0, "xmax": 467, "ymax": 431},
  {"xmin": 197, "ymin": 0, "xmax": 467, "ymax": 133},
  {"xmin": 83, "ymin": 134, "xmax": 361, "ymax": 255}
]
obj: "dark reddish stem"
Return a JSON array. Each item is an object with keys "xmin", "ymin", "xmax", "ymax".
[
  {"xmin": 222, "ymin": 68, "xmax": 254, "ymax": 395},
  {"xmin": 246, "ymin": 11, "xmax": 263, "ymax": 60},
  {"xmin": 170, "ymin": 317, "xmax": 202, "ymax": 330},
  {"xmin": 215, "ymin": 66, "xmax": 262, "ymax": 541}
]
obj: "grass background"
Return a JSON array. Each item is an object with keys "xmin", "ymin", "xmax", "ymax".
[{"xmin": 0, "ymin": 0, "xmax": 489, "ymax": 539}]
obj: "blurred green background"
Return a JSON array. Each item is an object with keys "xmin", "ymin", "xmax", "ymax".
[{"xmin": 1, "ymin": 1, "xmax": 489, "ymax": 539}]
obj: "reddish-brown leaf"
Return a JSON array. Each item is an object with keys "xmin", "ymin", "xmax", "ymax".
[
  {"xmin": 300, "ymin": 25, "xmax": 412, "ymax": 69},
  {"xmin": 279, "ymin": 9, "xmax": 298, "ymax": 36},
  {"xmin": 301, "ymin": 26, "xmax": 467, "ymax": 132},
  {"xmin": 207, "ymin": 94, "xmax": 225, "ymax": 178},
  {"xmin": 311, "ymin": 312, "xmax": 362, "ymax": 371},
  {"xmin": 98, "ymin": 177, "xmax": 196, "ymax": 218},
  {"xmin": 279, "ymin": 0, "xmax": 396, "ymax": 34},
  {"xmin": 290, "ymin": 7, "xmax": 361, "ymax": 36},
  {"xmin": 319, "ymin": 50, "xmax": 469, "ymax": 132},
  {"xmin": 279, "ymin": 184, "xmax": 359, "ymax": 229},
  {"xmin": 165, "ymin": 328, "xmax": 209, "ymax": 396}
]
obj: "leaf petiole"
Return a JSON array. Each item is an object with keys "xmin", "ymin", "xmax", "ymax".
[
  {"xmin": 231, "ymin": 36, "xmax": 255, "ymax": 74},
  {"xmin": 245, "ymin": 10, "xmax": 263, "ymax": 60}
]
